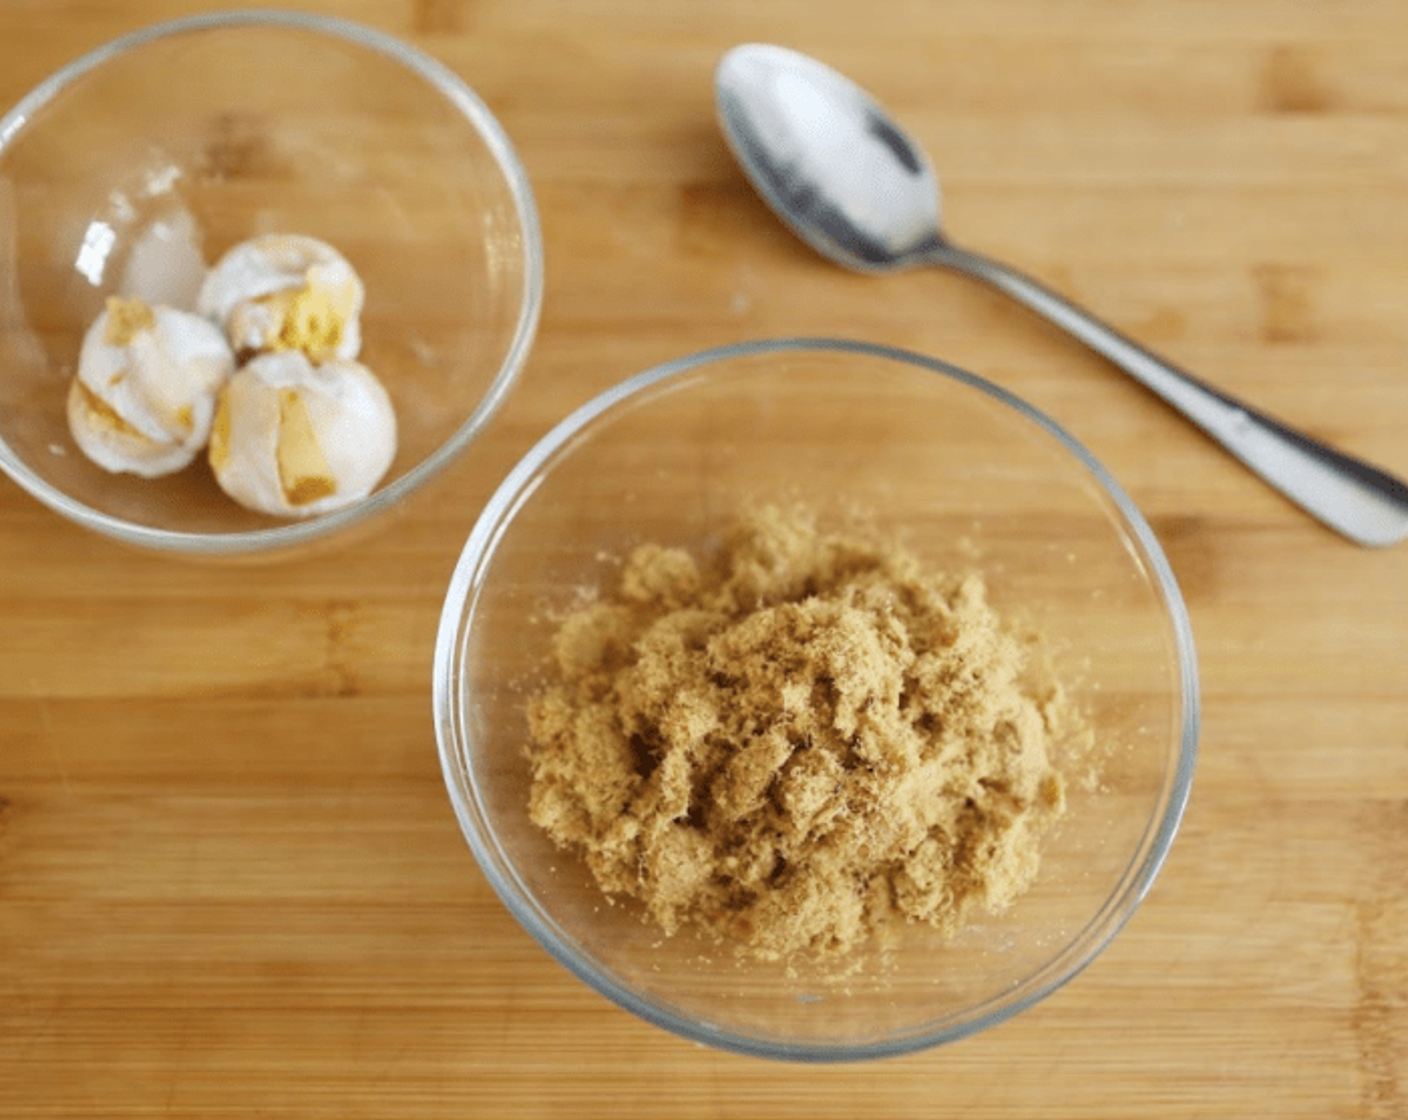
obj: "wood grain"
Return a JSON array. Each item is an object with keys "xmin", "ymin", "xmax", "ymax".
[{"xmin": 2, "ymin": 1, "xmax": 1406, "ymax": 1116}]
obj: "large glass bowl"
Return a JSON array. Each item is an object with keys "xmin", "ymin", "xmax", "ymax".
[
  {"xmin": 0, "ymin": 10, "xmax": 541, "ymax": 558},
  {"xmin": 434, "ymin": 338, "xmax": 1198, "ymax": 1061}
]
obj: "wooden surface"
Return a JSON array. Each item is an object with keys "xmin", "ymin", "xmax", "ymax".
[{"xmin": 3, "ymin": 1, "xmax": 1407, "ymax": 1116}]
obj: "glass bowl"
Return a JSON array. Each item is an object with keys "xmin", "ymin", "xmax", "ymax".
[
  {"xmin": 433, "ymin": 338, "xmax": 1198, "ymax": 1061},
  {"xmin": 0, "ymin": 10, "xmax": 541, "ymax": 558}
]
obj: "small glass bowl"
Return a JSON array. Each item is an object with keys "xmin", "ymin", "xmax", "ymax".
[
  {"xmin": 434, "ymin": 337, "xmax": 1199, "ymax": 1061},
  {"xmin": 0, "ymin": 10, "xmax": 541, "ymax": 558}
]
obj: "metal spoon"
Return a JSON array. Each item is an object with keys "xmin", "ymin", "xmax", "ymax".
[{"xmin": 715, "ymin": 42, "xmax": 1408, "ymax": 547}]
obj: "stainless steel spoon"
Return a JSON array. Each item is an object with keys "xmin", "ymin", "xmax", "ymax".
[{"xmin": 715, "ymin": 42, "xmax": 1408, "ymax": 547}]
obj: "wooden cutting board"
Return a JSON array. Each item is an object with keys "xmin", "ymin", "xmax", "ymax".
[{"xmin": 2, "ymin": 1, "xmax": 1406, "ymax": 1116}]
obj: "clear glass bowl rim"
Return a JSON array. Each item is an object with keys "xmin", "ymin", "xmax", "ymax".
[
  {"xmin": 433, "ymin": 335, "xmax": 1200, "ymax": 1062},
  {"xmin": 0, "ymin": 7, "xmax": 544, "ymax": 556}
]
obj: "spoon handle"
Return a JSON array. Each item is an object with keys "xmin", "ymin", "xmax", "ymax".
[{"xmin": 924, "ymin": 242, "xmax": 1408, "ymax": 547}]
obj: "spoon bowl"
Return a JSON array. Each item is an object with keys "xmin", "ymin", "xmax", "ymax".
[
  {"xmin": 715, "ymin": 43, "xmax": 1408, "ymax": 547},
  {"xmin": 715, "ymin": 43, "xmax": 941, "ymax": 271}
]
